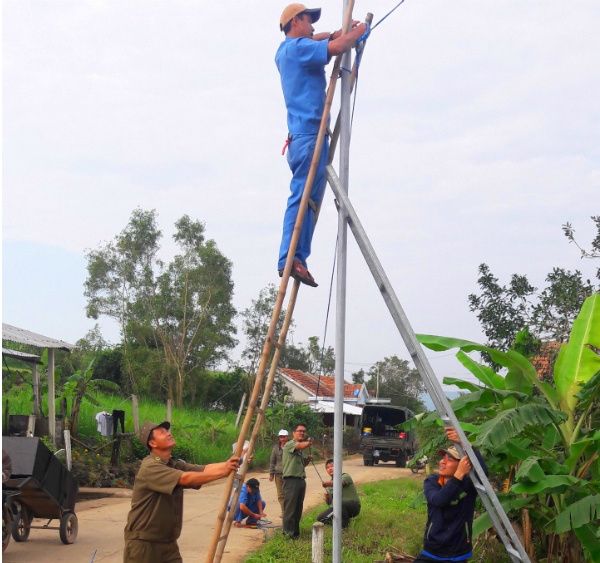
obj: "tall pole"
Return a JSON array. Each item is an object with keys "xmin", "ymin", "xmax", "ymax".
[{"xmin": 333, "ymin": 0, "xmax": 352, "ymax": 559}]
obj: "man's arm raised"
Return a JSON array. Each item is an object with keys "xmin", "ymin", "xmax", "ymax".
[
  {"xmin": 327, "ymin": 23, "xmax": 367, "ymax": 56},
  {"xmin": 178, "ymin": 456, "xmax": 239, "ymax": 487}
]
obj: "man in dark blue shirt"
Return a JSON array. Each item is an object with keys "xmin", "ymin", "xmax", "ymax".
[
  {"xmin": 275, "ymin": 4, "xmax": 366, "ymax": 287},
  {"xmin": 414, "ymin": 427, "xmax": 488, "ymax": 563}
]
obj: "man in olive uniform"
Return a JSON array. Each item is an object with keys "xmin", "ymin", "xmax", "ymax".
[
  {"xmin": 123, "ymin": 421, "xmax": 239, "ymax": 563},
  {"xmin": 317, "ymin": 459, "xmax": 361, "ymax": 528},
  {"xmin": 282, "ymin": 422, "xmax": 313, "ymax": 538},
  {"xmin": 269, "ymin": 429, "xmax": 289, "ymax": 515}
]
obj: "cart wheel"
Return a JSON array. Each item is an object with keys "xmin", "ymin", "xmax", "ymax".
[
  {"xmin": 2, "ymin": 507, "xmax": 12, "ymax": 553},
  {"xmin": 11, "ymin": 507, "xmax": 30, "ymax": 542},
  {"xmin": 59, "ymin": 512, "xmax": 78, "ymax": 545}
]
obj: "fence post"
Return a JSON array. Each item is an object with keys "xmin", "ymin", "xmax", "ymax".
[
  {"xmin": 132, "ymin": 395, "xmax": 139, "ymax": 435},
  {"xmin": 64, "ymin": 429, "xmax": 72, "ymax": 471},
  {"xmin": 235, "ymin": 393, "xmax": 246, "ymax": 429},
  {"xmin": 312, "ymin": 522, "xmax": 324, "ymax": 563},
  {"xmin": 166, "ymin": 399, "xmax": 172, "ymax": 424}
]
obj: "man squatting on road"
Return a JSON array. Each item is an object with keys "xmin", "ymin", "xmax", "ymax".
[
  {"xmin": 413, "ymin": 427, "xmax": 488, "ymax": 563},
  {"xmin": 317, "ymin": 458, "xmax": 361, "ymax": 528},
  {"xmin": 281, "ymin": 422, "xmax": 314, "ymax": 538},
  {"xmin": 123, "ymin": 421, "xmax": 239, "ymax": 563},
  {"xmin": 276, "ymin": 4, "xmax": 367, "ymax": 287},
  {"xmin": 269, "ymin": 428, "xmax": 289, "ymax": 514},
  {"xmin": 231, "ymin": 478, "xmax": 266, "ymax": 528}
]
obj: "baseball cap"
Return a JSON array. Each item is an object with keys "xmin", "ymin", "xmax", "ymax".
[
  {"xmin": 280, "ymin": 4, "xmax": 321, "ymax": 31},
  {"xmin": 246, "ymin": 478, "xmax": 260, "ymax": 490},
  {"xmin": 140, "ymin": 420, "xmax": 171, "ymax": 449},
  {"xmin": 278, "ymin": 429, "xmax": 289, "ymax": 436},
  {"xmin": 438, "ymin": 446, "xmax": 461, "ymax": 460}
]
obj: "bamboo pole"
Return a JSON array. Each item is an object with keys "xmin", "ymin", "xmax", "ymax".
[
  {"xmin": 205, "ymin": 6, "xmax": 355, "ymax": 561},
  {"xmin": 213, "ymin": 280, "xmax": 300, "ymax": 563},
  {"xmin": 234, "ymin": 393, "xmax": 246, "ymax": 428}
]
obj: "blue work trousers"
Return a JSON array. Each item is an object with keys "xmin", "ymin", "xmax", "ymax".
[
  {"xmin": 278, "ymin": 134, "xmax": 329, "ymax": 271},
  {"xmin": 234, "ymin": 499, "xmax": 266, "ymax": 524}
]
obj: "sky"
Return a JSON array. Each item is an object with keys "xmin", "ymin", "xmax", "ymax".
[{"xmin": 2, "ymin": 1, "xmax": 599, "ymax": 393}]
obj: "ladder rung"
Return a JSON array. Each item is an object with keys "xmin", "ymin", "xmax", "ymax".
[
  {"xmin": 505, "ymin": 546, "xmax": 523, "ymax": 561},
  {"xmin": 308, "ymin": 198, "xmax": 318, "ymax": 213},
  {"xmin": 268, "ymin": 336, "xmax": 282, "ymax": 349},
  {"xmin": 475, "ymin": 483, "xmax": 486, "ymax": 492},
  {"xmin": 255, "ymin": 407, "xmax": 264, "ymax": 415}
]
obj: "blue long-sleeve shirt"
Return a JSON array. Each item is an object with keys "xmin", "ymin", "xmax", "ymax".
[{"xmin": 422, "ymin": 450, "xmax": 488, "ymax": 560}]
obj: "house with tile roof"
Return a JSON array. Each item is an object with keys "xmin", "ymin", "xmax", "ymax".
[
  {"xmin": 276, "ymin": 368, "xmax": 369, "ymax": 406},
  {"xmin": 276, "ymin": 368, "xmax": 369, "ymax": 428}
]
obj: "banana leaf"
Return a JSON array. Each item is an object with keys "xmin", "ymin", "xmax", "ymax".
[
  {"xmin": 515, "ymin": 456, "xmax": 545, "ymax": 483},
  {"xmin": 455, "ymin": 351, "xmax": 505, "ymax": 389},
  {"xmin": 417, "ymin": 334, "xmax": 559, "ymax": 407},
  {"xmin": 574, "ymin": 369, "xmax": 600, "ymax": 411},
  {"xmin": 552, "ymin": 494, "xmax": 600, "ymax": 534},
  {"xmin": 473, "ymin": 403, "xmax": 568, "ymax": 450},
  {"xmin": 511, "ymin": 475, "xmax": 583, "ymax": 495},
  {"xmin": 574, "ymin": 523, "xmax": 600, "ymax": 563},
  {"xmin": 554, "ymin": 293, "xmax": 600, "ymax": 414}
]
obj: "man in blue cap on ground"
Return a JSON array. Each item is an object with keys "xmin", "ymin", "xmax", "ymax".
[{"xmin": 276, "ymin": 4, "xmax": 366, "ymax": 287}]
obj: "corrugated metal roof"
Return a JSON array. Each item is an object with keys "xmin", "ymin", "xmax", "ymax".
[
  {"xmin": 2, "ymin": 347, "xmax": 43, "ymax": 365},
  {"xmin": 2, "ymin": 323, "xmax": 75, "ymax": 351}
]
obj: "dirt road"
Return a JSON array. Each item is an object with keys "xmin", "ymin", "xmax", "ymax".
[{"xmin": 3, "ymin": 457, "xmax": 421, "ymax": 563}]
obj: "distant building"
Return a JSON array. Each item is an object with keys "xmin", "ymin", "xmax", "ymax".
[{"xmin": 275, "ymin": 368, "xmax": 369, "ymax": 427}]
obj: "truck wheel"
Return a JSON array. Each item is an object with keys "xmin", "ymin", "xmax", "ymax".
[
  {"xmin": 373, "ymin": 459, "xmax": 379, "ymax": 465},
  {"xmin": 59, "ymin": 512, "xmax": 78, "ymax": 545},
  {"xmin": 11, "ymin": 508, "xmax": 30, "ymax": 542},
  {"xmin": 396, "ymin": 452, "xmax": 407, "ymax": 468},
  {"xmin": 363, "ymin": 458, "xmax": 369, "ymax": 466}
]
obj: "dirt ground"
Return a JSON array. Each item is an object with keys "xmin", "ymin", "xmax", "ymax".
[{"xmin": 3, "ymin": 456, "xmax": 422, "ymax": 563}]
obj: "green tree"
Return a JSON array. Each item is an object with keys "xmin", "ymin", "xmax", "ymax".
[
  {"xmin": 85, "ymin": 209, "xmax": 237, "ymax": 405},
  {"xmin": 240, "ymin": 284, "xmax": 289, "ymax": 394},
  {"xmin": 149, "ymin": 215, "xmax": 237, "ymax": 407},
  {"xmin": 84, "ymin": 208, "xmax": 161, "ymax": 389},
  {"xmin": 364, "ymin": 355, "xmax": 425, "ymax": 412},
  {"xmin": 563, "ymin": 216, "xmax": 600, "ymax": 281}
]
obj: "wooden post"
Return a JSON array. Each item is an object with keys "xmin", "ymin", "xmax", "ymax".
[
  {"xmin": 47, "ymin": 348, "xmax": 56, "ymax": 446},
  {"xmin": 234, "ymin": 393, "xmax": 246, "ymax": 429},
  {"xmin": 27, "ymin": 415, "xmax": 36, "ymax": 437},
  {"xmin": 132, "ymin": 395, "xmax": 140, "ymax": 435},
  {"xmin": 166, "ymin": 399, "xmax": 172, "ymax": 424},
  {"xmin": 312, "ymin": 522, "xmax": 325, "ymax": 563},
  {"xmin": 31, "ymin": 363, "xmax": 41, "ymax": 418},
  {"xmin": 64, "ymin": 429, "xmax": 72, "ymax": 471}
]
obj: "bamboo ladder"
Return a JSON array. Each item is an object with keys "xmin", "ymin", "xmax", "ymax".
[{"xmin": 205, "ymin": 4, "xmax": 374, "ymax": 562}]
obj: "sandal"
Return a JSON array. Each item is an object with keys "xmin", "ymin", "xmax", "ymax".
[{"xmin": 278, "ymin": 259, "xmax": 318, "ymax": 287}]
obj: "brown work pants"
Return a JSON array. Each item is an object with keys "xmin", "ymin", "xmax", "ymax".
[
  {"xmin": 123, "ymin": 539, "xmax": 182, "ymax": 563},
  {"xmin": 275, "ymin": 474, "xmax": 284, "ymax": 513}
]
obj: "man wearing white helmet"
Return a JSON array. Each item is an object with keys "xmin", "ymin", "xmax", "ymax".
[
  {"xmin": 276, "ymin": 4, "xmax": 366, "ymax": 287},
  {"xmin": 269, "ymin": 429, "xmax": 289, "ymax": 515}
]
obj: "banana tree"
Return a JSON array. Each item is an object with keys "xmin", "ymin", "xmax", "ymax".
[
  {"xmin": 60, "ymin": 358, "xmax": 121, "ymax": 435},
  {"xmin": 410, "ymin": 294, "xmax": 600, "ymax": 562}
]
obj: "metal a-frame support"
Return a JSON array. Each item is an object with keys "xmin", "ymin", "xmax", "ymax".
[{"xmin": 326, "ymin": 164, "xmax": 531, "ymax": 563}]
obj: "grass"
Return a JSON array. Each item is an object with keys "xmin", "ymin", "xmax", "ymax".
[
  {"xmin": 244, "ymin": 478, "xmax": 512, "ymax": 563},
  {"xmin": 2, "ymin": 384, "xmax": 273, "ymax": 468}
]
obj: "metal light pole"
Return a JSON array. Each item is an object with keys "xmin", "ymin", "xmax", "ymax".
[{"xmin": 333, "ymin": 0, "xmax": 352, "ymax": 559}]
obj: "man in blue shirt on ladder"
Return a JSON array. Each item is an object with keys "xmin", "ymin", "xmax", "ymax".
[{"xmin": 276, "ymin": 3, "xmax": 366, "ymax": 287}]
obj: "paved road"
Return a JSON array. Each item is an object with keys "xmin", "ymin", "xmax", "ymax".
[{"xmin": 3, "ymin": 456, "xmax": 421, "ymax": 563}]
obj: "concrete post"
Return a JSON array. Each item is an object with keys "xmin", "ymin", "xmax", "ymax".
[{"xmin": 312, "ymin": 522, "xmax": 324, "ymax": 563}]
